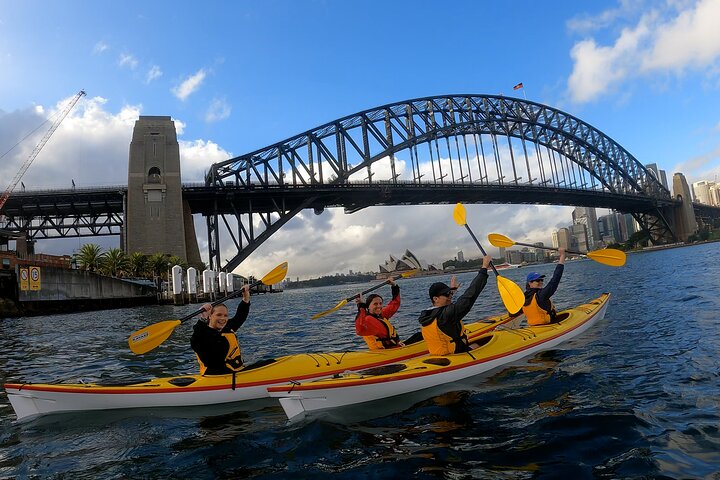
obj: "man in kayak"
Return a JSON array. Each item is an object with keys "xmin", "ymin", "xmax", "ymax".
[
  {"xmin": 354, "ymin": 279, "xmax": 403, "ymax": 349},
  {"xmin": 191, "ymin": 285, "xmax": 250, "ymax": 375},
  {"xmin": 419, "ymin": 255, "xmax": 492, "ymax": 355},
  {"xmin": 522, "ymin": 247, "xmax": 566, "ymax": 325}
]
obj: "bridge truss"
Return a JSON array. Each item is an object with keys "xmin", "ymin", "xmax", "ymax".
[{"xmin": 204, "ymin": 94, "xmax": 678, "ymax": 271}]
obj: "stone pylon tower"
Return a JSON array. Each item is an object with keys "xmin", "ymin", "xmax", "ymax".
[
  {"xmin": 124, "ymin": 116, "xmax": 202, "ymax": 265},
  {"xmin": 671, "ymin": 172, "xmax": 698, "ymax": 242}
]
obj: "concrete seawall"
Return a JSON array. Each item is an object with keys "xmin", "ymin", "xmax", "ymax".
[{"xmin": 1, "ymin": 267, "xmax": 156, "ymax": 318}]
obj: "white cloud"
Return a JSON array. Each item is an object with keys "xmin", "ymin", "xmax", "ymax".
[
  {"xmin": 146, "ymin": 65, "xmax": 162, "ymax": 84},
  {"xmin": 92, "ymin": 41, "xmax": 108, "ymax": 55},
  {"xmin": 118, "ymin": 53, "xmax": 138, "ymax": 70},
  {"xmin": 179, "ymin": 139, "xmax": 233, "ymax": 182},
  {"xmin": 567, "ymin": 0, "xmax": 720, "ymax": 103},
  {"xmin": 205, "ymin": 97, "xmax": 231, "ymax": 123},
  {"xmin": 172, "ymin": 69, "xmax": 207, "ymax": 101}
]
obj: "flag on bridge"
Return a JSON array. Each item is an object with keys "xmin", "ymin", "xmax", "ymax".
[{"xmin": 513, "ymin": 82, "xmax": 524, "ymax": 90}]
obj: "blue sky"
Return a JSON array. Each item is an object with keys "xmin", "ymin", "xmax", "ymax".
[{"xmin": 2, "ymin": 0, "xmax": 720, "ymax": 278}]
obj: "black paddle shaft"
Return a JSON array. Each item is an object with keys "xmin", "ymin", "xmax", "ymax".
[
  {"xmin": 464, "ymin": 224, "xmax": 501, "ymax": 276},
  {"xmin": 344, "ymin": 274, "xmax": 401, "ymax": 302},
  {"xmin": 512, "ymin": 240, "xmax": 579, "ymax": 256},
  {"xmin": 177, "ymin": 279, "xmax": 263, "ymax": 323}
]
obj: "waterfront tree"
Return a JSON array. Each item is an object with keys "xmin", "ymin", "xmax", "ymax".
[
  {"xmin": 102, "ymin": 248, "xmax": 129, "ymax": 277},
  {"xmin": 77, "ymin": 244, "xmax": 104, "ymax": 272},
  {"xmin": 127, "ymin": 252, "xmax": 149, "ymax": 278}
]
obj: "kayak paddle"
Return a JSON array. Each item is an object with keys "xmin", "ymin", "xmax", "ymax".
[
  {"xmin": 128, "ymin": 262, "xmax": 289, "ymax": 354},
  {"xmin": 311, "ymin": 269, "xmax": 418, "ymax": 320},
  {"xmin": 452, "ymin": 203, "xmax": 525, "ymax": 314},
  {"xmin": 487, "ymin": 233, "xmax": 626, "ymax": 267}
]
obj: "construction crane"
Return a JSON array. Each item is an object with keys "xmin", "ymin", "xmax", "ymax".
[{"xmin": 0, "ymin": 90, "xmax": 86, "ymax": 212}]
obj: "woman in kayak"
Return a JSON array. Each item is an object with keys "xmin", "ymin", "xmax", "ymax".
[
  {"xmin": 419, "ymin": 255, "xmax": 492, "ymax": 356},
  {"xmin": 191, "ymin": 284, "xmax": 250, "ymax": 375},
  {"xmin": 522, "ymin": 247, "xmax": 566, "ymax": 325},
  {"xmin": 354, "ymin": 279, "xmax": 403, "ymax": 349}
]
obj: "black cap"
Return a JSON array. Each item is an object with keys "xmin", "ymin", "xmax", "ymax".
[{"xmin": 429, "ymin": 282, "xmax": 454, "ymax": 299}]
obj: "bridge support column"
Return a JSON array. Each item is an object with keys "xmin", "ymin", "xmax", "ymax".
[
  {"xmin": 125, "ymin": 116, "xmax": 201, "ymax": 265},
  {"xmin": 671, "ymin": 172, "xmax": 698, "ymax": 242}
]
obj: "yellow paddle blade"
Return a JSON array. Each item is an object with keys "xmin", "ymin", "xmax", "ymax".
[
  {"xmin": 452, "ymin": 203, "xmax": 467, "ymax": 226},
  {"xmin": 311, "ymin": 299, "xmax": 349, "ymax": 320},
  {"xmin": 587, "ymin": 248, "xmax": 626, "ymax": 267},
  {"xmin": 487, "ymin": 233, "xmax": 515, "ymax": 248},
  {"xmin": 260, "ymin": 262, "xmax": 289, "ymax": 285},
  {"xmin": 128, "ymin": 320, "xmax": 181, "ymax": 355},
  {"xmin": 496, "ymin": 276, "xmax": 525, "ymax": 314}
]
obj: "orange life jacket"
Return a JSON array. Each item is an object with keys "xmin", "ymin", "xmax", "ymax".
[
  {"xmin": 362, "ymin": 317, "xmax": 400, "ymax": 350},
  {"xmin": 421, "ymin": 318, "xmax": 468, "ymax": 356},
  {"xmin": 523, "ymin": 293, "xmax": 556, "ymax": 326}
]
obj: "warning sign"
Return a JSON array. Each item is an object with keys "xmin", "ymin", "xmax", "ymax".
[
  {"xmin": 19, "ymin": 268, "xmax": 29, "ymax": 291},
  {"xmin": 29, "ymin": 266, "xmax": 41, "ymax": 291}
]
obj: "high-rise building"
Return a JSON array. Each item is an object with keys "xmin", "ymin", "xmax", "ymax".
[
  {"xmin": 552, "ymin": 228, "xmax": 573, "ymax": 249},
  {"xmin": 569, "ymin": 224, "xmax": 589, "ymax": 252},
  {"xmin": 572, "ymin": 207, "xmax": 599, "ymax": 250},
  {"xmin": 533, "ymin": 242, "xmax": 548, "ymax": 262},
  {"xmin": 598, "ymin": 213, "xmax": 622, "ymax": 244},
  {"xmin": 692, "ymin": 180, "xmax": 715, "ymax": 205},
  {"xmin": 710, "ymin": 184, "xmax": 720, "ymax": 207},
  {"xmin": 457, "ymin": 250, "xmax": 464, "ymax": 262},
  {"xmin": 645, "ymin": 163, "xmax": 669, "ymax": 191},
  {"xmin": 622, "ymin": 213, "xmax": 638, "ymax": 240}
]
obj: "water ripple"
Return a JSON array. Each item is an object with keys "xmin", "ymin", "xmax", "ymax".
[{"xmin": 2, "ymin": 242, "xmax": 720, "ymax": 478}]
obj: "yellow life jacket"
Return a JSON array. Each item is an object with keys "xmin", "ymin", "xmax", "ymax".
[
  {"xmin": 362, "ymin": 317, "xmax": 400, "ymax": 350},
  {"xmin": 523, "ymin": 293, "xmax": 555, "ymax": 326},
  {"xmin": 196, "ymin": 332, "xmax": 244, "ymax": 375},
  {"xmin": 421, "ymin": 318, "xmax": 467, "ymax": 356}
]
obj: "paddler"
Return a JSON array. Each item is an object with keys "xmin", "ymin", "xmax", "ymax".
[
  {"xmin": 522, "ymin": 247, "xmax": 566, "ymax": 325},
  {"xmin": 354, "ymin": 278, "xmax": 403, "ymax": 349},
  {"xmin": 418, "ymin": 255, "xmax": 492, "ymax": 355},
  {"xmin": 190, "ymin": 284, "xmax": 250, "ymax": 375}
]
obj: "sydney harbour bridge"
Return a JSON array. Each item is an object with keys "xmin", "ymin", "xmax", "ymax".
[{"xmin": 2, "ymin": 94, "xmax": 717, "ymax": 271}]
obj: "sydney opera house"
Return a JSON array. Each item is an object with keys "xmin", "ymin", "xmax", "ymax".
[{"xmin": 378, "ymin": 250, "xmax": 439, "ymax": 273}]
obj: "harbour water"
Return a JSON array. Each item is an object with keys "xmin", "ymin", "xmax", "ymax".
[{"xmin": 1, "ymin": 243, "xmax": 719, "ymax": 478}]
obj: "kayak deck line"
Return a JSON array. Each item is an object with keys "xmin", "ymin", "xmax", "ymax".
[
  {"xmin": 267, "ymin": 294, "xmax": 610, "ymax": 420},
  {"xmin": 3, "ymin": 311, "xmax": 516, "ymax": 421}
]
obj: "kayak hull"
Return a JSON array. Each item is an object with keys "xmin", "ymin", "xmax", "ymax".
[
  {"xmin": 4, "ymin": 312, "xmax": 513, "ymax": 422},
  {"xmin": 269, "ymin": 293, "xmax": 610, "ymax": 420}
]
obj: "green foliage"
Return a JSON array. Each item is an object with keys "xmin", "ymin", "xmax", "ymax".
[
  {"xmin": 77, "ymin": 244, "xmax": 105, "ymax": 272},
  {"xmin": 147, "ymin": 253, "xmax": 171, "ymax": 280},
  {"xmin": 127, "ymin": 252, "xmax": 148, "ymax": 278},
  {"xmin": 623, "ymin": 231, "xmax": 651, "ymax": 250},
  {"xmin": 101, "ymin": 248, "xmax": 129, "ymax": 277}
]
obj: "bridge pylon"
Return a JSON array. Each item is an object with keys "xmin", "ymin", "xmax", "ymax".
[{"xmin": 125, "ymin": 116, "xmax": 201, "ymax": 266}]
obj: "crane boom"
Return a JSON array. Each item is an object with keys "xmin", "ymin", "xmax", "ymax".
[{"xmin": 0, "ymin": 90, "xmax": 86, "ymax": 212}]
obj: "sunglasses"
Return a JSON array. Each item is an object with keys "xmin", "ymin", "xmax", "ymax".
[
  {"xmin": 441, "ymin": 291, "xmax": 454, "ymax": 297},
  {"xmin": 531, "ymin": 279, "xmax": 544, "ymax": 283}
]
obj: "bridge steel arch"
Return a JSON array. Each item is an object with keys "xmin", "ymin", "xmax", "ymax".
[{"xmin": 204, "ymin": 94, "xmax": 678, "ymax": 271}]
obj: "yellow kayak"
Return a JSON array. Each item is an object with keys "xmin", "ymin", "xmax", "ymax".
[
  {"xmin": 268, "ymin": 293, "xmax": 610, "ymax": 420},
  {"xmin": 4, "ymin": 311, "xmax": 514, "ymax": 421}
]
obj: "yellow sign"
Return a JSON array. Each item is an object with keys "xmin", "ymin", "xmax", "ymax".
[
  {"xmin": 29, "ymin": 266, "xmax": 41, "ymax": 291},
  {"xmin": 19, "ymin": 268, "xmax": 29, "ymax": 291}
]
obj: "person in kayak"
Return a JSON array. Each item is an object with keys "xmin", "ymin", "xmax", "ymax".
[
  {"xmin": 191, "ymin": 284, "xmax": 250, "ymax": 375},
  {"xmin": 354, "ymin": 279, "xmax": 403, "ymax": 349},
  {"xmin": 419, "ymin": 255, "xmax": 492, "ymax": 356},
  {"xmin": 522, "ymin": 247, "xmax": 566, "ymax": 325}
]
